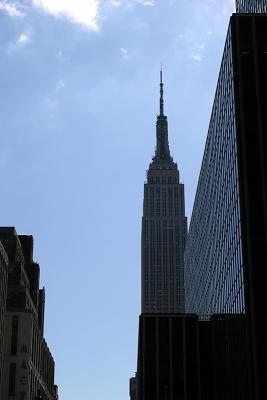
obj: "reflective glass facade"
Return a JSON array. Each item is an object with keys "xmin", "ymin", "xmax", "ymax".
[
  {"xmin": 184, "ymin": 26, "xmax": 245, "ymax": 316},
  {"xmin": 236, "ymin": 0, "xmax": 267, "ymax": 13},
  {"xmin": 185, "ymin": 10, "xmax": 267, "ymax": 399}
]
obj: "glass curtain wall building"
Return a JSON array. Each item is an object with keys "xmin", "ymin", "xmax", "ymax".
[
  {"xmin": 185, "ymin": 3, "xmax": 267, "ymax": 399},
  {"xmin": 141, "ymin": 72, "xmax": 187, "ymax": 314},
  {"xmin": 184, "ymin": 25, "xmax": 245, "ymax": 316},
  {"xmin": 185, "ymin": 2, "xmax": 267, "ymax": 317}
]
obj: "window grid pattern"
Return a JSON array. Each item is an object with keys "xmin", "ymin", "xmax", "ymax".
[
  {"xmin": 236, "ymin": 0, "xmax": 267, "ymax": 13},
  {"xmin": 184, "ymin": 26, "xmax": 245, "ymax": 317},
  {"xmin": 142, "ymin": 163, "xmax": 187, "ymax": 314}
]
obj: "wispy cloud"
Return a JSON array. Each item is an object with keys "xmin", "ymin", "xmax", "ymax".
[
  {"xmin": 103, "ymin": 0, "xmax": 155, "ymax": 9},
  {"xmin": 110, "ymin": 0, "xmax": 121, "ymax": 5},
  {"xmin": 135, "ymin": 0, "xmax": 155, "ymax": 6},
  {"xmin": 1, "ymin": 0, "xmax": 156, "ymax": 30},
  {"xmin": 32, "ymin": 0, "xmax": 99, "ymax": 30},
  {"xmin": 17, "ymin": 32, "xmax": 30, "ymax": 45},
  {"xmin": 190, "ymin": 53, "xmax": 202, "ymax": 62},
  {"xmin": 44, "ymin": 96, "xmax": 57, "ymax": 114},
  {"xmin": 0, "ymin": 0, "xmax": 25, "ymax": 17},
  {"xmin": 189, "ymin": 41, "xmax": 207, "ymax": 63},
  {"xmin": 120, "ymin": 47, "xmax": 129, "ymax": 60},
  {"xmin": 6, "ymin": 31, "xmax": 31, "ymax": 53},
  {"xmin": 56, "ymin": 79, "xmax": 65, "ymax": 91},
  {"xmin": 43, "ymin": 79, "xmax": 66, "ymax": 116},
  {"xmin": 175, "ymin": 0, "xmax": 235, "ymax": 64}
]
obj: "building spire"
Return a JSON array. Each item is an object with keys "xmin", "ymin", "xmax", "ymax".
[
  {"xmin": 160, "ymin": 66, "xmax": 164, "ymax": 116},
  {"xmin": 153, "ymin": 68, "xmax": 172, "ymax": 162}
]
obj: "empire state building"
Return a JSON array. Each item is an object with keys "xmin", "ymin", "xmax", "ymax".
[{"xmin": 141, "ymin": 71, "xmax": 187, "ymax": 314}]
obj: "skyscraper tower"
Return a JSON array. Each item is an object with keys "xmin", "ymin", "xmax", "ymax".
[{"xmin": 141, "ymin": 71, "xmax": 187, "ymax": 314}]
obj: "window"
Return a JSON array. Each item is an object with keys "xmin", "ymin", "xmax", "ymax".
[
  {"xmin": 11, "ymin": 316, "xmax": 19, "ymax": 356},
  {"xmin": 8, "ymin": 363, "xmax": 16, "ymax": 396}
]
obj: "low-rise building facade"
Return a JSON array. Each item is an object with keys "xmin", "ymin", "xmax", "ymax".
[{"xmin": 0, "ymin": 228, "xmax": 58, "ymax": 400}]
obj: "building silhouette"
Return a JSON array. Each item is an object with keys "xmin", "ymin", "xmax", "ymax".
[
  {"xmin": 0, "ymin": 228, "xmax": 58, "ymax": 400},
  {"xmin": 134, "ymin": 68, "xmax": 252, "ymax": 399},
  {"xmin": 137, "ymin": 314, "xmax": 250, "ymax": 400},
  {"xmin": 141, "ymin": 71, "xmax": 187, "ymax": 314},
  {"xmin": 0, "ymin": 241, "xmax": 8, "ymax": 388},
  {"xmin": 134, "ymin": 1, "xmax": 267, "ymax": 398},
  {"xmin": 184, "ymin": 1, "xmax": 267, "ymax": 399},
  {"xmin": 132, "ymin": 1, "xmax": 267, "ymax": 398}
]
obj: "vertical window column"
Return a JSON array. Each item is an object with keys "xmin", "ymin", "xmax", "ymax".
[
  {"xmin": 11, "ymin": 316, "xmax": 19, "ymax": 356},
  {"xmin": 8, "ymin": 363, "xmax": 16, "ymax": 396}
]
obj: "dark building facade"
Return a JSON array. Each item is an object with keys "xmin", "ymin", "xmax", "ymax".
[
  {"xmin": 199, "ymin": 315, "xmax": 251, "ymax": 399},
  {"xmin": 141, "ymin": 72, "xmax": 187, "ymax": 314},
  {"xmin": 185, "ymin": 4, "xmax": 267, "ymax": 400},
  {"xmin": 137, "ymin": 314, "xmax": 250, "ymax": 400},
  {"xmin": 0, "ymin": 228, "xmax": 58, "ymax": 400},
  {"xmin": 137, "ymin": 314, "xmax": 200, "ymax": 400},
  {"xmin": 0, "ymin": 240, "xmax": 8, "ymax": 389}
]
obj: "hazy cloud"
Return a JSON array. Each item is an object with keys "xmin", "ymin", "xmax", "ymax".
[
  {"xmin": 108, "ymin": 0, "xmax": 122, "ymax": 5},
  {"xmin": 191, "ymin": 53, "xmax": 202, "ymax": 62},
  {"xmin": 120, "ymin": 47, "xmax": 129, "ymax": 60},
  {"xmin": 135, "ymin": 0, "xmax": 155, "ymax": 6},
  {"xmin": 0, "ymin": 0, "xmax": 25, "ymax": 17},
  {"xmin": 56, "ymin": 50, "xmax": 69, "ymax": 64},
  {"xmin": 43, "ymin": 79, "xmax": 66, "ymax": 116},
  {"xmin": 1, "ymin": 0, "xmax": 156, "ymax": 30},
  {"xmin": 189, "ymin": 41, "xmax": 207, "ymax": 62},
  {"xmin": 104, "ymin": 0, "xmax": 155, "ymax": 9},
  {"xmin": 43, "ymin": 96, "xmax": 57, "ymax": 115},
  {"xmin": 32, "ymin": 0, "xmax": 99, "ymax": 30},
  {"xmin": 17, "ymin": 32, "xmax": 30, "ymax": 44},
  {"xmin": 6, "ymin": 31, "xmax": 31, "ymax": 53},
  {"xmin": 56, "ymin": 79, "xmax": 65, "ymax": 91}
]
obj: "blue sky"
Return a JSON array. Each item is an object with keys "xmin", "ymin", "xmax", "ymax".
[{"xmin": 0, "ymin": 1, "xmax": 235, "ymax": 399}]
